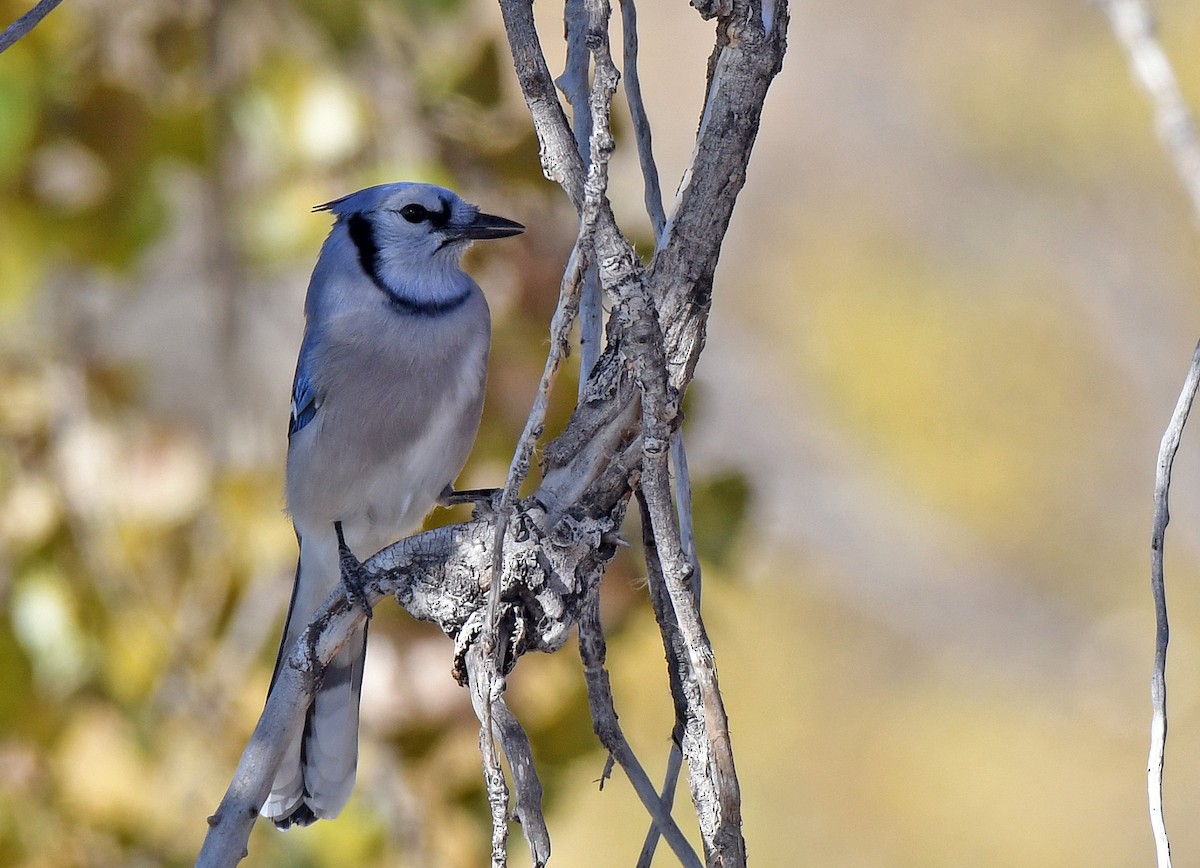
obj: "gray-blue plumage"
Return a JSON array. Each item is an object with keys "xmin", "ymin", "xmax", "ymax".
[{"xmin": 262, "ymin": 182, "xmax": 523, "ymax": 828}]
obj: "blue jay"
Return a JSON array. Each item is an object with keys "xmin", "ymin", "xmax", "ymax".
[{"xmin": 261, "ymin": 182, "xmax": 524, "ymax": 828}]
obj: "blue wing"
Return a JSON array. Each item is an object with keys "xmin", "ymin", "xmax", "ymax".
[{"xmin": 289, "ymin": 357, "xmax": 320, "ymax": 439}]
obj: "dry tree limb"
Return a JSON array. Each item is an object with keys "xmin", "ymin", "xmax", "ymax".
[
  {"xmin": 1102, "ymin": 4, "xmax": 1200, "ymax": 865},
  {"xmin": 617, "ymin": 0, "xmax": 667, "ymax": 241},
  {"xmin": 576, "ymin": 589, "xmax": 703, "ymax": 867},
  {"xmin": 1146, "ymin": 341, "xmax": 1200, "ymax": 868},
  {"xmin": 476, "ymin": 240, "xmax": 586, "ymax": 865},
  {"xmin": 1103, "ymin": 0, "xmax": 1200, "ymax": 224},
  {"xmin": 568, "ymin": 8, "xmax": 698, "ymax": 860},
  {"xmin": 572, "ymin": 3, "xmax": 749, "ymax": 858},
  {"xmin": 613, "ymin": 8, "xmax": 700, "ymax": 858},
  {"xmin": 0, "ymin": 0, "xmax": 63, "ymax": 53},
  {"xmin": 557, "ymin": 0, "xmax": 605, "ymax": 391},
  {"xmin": 635, "ymin": 486, "xmax": 695, "ymax": 868},
  {"xmin": 464, "ymin": 640, "xmax": 552, "ymax": 867}
]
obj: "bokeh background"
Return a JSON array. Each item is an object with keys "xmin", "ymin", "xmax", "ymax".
[{"xmin": 3, "ymin": 0, "xmax": 1200, "ymax": 864}]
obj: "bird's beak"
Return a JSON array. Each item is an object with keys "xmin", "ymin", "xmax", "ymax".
[{"xmin": 451, "ymin": 211, "xmax": 525, "ymax": 241}]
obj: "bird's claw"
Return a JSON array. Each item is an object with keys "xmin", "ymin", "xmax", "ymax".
[
  {"xmin": 334, "ymin": 520, "xmax": 373, "ymax": 621},
  {"xmin": 438, "ymin": 485, "xmax": 501, "ymax": 509}
]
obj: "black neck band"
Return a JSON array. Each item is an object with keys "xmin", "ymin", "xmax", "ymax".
[{"xmin": 347, "ymin": 213, "xmax": 470, "ymax": 317}]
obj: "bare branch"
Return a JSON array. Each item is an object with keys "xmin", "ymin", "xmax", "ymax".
[
  {"xmin": 577, "ymin": 590, "xmax": 703, "ymax": 868},
  {"xmin": 623, "ymin": 293, "xmax": 746, "ymax": 863},
  {"xmin": 1101, "ymin": 5, "xmax": 1200, "ymax": 863},
  {"xmin": 557, "ymin": 0, "xmax": 594, "ymax": 162},
  {"xmin": 671, "ymin": 432, "xmax": 701, "ymax": 597},
  {"xmin": 566, "ymin": 5, "xmax": 746, "ymax": 857},
  {"xmin": 497, "ymin": 2, "xmax": 788, "ymax": 863},
  {"xmin": 465, "ymin": 640, "xmax": 553, "ymax": 868},
  {"xmin": 634, "ymin": 486, "xmax": 694, "ymax": 867},
  {"xmin": 199, "ymin": 585, "xmax": 375, "ymax": 867},
  {"xmin": 617, "ymin": 9, "xmax": 697, "ymax": 856},
  {"xmin": 1103, "ymin": 0, "xmax": 1200, "ymax": 225},
  {"xmin": 482, "ymin": 235, "xmax": 586, "ymax": 858},
  {"xmin": 0, "ymin": 0, "xmax": 63, "ymax": 54},
  {"xmin": 1146, "ymin": 341, "xmax": 1200, "ymax": 868},
  {"xmin": 617, "ymin": 0, "xmax": 667, "ymax": 241},
  {"xmin": 557, "ymin": 0, "xmax": 605, "ymax": 396},
  {"xmin": 652, "ymin": 0, "xmax": 790, "ymax": 387},
  {"xmin": 498, "ymin": 1, "xmax": 587, "ymax": 209}
]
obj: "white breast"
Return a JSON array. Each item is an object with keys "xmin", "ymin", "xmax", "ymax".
[{"xmin": 286, "ymin": 289, "xmax": 491, "ymax": 557}]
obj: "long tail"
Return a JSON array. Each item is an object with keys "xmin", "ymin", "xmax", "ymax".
[{"xmin": 261, "ymin": 535, "xmax": 367, "ymax": 828}]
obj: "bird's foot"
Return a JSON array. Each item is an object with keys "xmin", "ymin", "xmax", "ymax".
[
  {"xmin": 438, "ymin": 485, "xmax": 501, "ymax": 509},
  {"xmin": 333, "ymin": 520, "xmax": 373, "ymax": 621}
]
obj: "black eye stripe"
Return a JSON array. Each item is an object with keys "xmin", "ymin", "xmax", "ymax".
[
  {"xmin": 345, "ymin": 211, "xmax": 471, "ymax": 315},
  {"xmin": 395, "ymin": 199, "xmax": 454, "ymax": 228}
]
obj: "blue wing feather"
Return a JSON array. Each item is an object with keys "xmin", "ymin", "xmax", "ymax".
[{"xmin": 289, "ymin": 359, "xmax": 319, "ymax": 439}]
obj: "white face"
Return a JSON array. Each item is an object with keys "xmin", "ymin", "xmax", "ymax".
[
  {"xmin": 318, "ymin": 182, "xmax": 523, "ymax": 311},
  {"xmin": 364, "ymin": 185, "xmax": 479, "ymax": 268}
]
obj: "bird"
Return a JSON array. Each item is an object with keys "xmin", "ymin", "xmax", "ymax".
[{"xmin": 260, "ymin": 182, "xmax": 524, "ymax": 829}]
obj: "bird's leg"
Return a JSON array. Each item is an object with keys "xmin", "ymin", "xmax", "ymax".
[
  {"xmin": 438, "ymin": 484, "xmax": 501, "ymax": 508},
  {"xmin": 333, "ymin": 520, "xmax": 373, "ymax": 621}
]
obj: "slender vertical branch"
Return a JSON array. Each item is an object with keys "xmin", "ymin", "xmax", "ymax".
[
  {"xmin": 576, "ymin": 590, "xmax": 703, "ymax": 868},
  {"xmin": 1103, "ymin": 0, "xmax": 1200, "ymax": 225},
  {"xmin": 498, "ymin": 1, "xmax": 587, "ymax": 208},
  {"xmin": 635, "ymin": 488, "xmax": 694, "ymax": 868},
  {"xmin": 558, "ymin": 0, "xmax": 595, "ymax": 160},
  {"xmin": 1101, "ymin": 5, "xmax": 1200, "ymax": 864},
  {"xmin": 614, "ymin": 9, "xmax": 699, "ymax": 859},
  {"xmin": 617, "ymin": 0, "xmax": 667, "ymax": 241},
  {"xmin": 559, "ymin": 0, "xmax": 605, "ymax": 395},
  {"xmin": 650, "ymin": 1, "xmax": 790, "ymax": 387},
  {"xmin": 1147, "ymin": 341, "xmax": 1200, "ymax": 868},
  {"xmin": 633, "ymin": 331, "xmax": 745, "ymax": 865},
  {"xmin": 479, "ymin": 238, "xmax": 588, "ymax": 866},
  {"xmin": 638, "ymin": 431, "xmax": 702, "ymax": 867},
  {"xmin": 466, "ymin": 641, "xmax": 552, "ymax": 868},
  {"xmin": 576, "ymin": 6, "xmax": 746, "ymax": 858}
]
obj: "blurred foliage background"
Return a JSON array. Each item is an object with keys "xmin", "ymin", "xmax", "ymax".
[{"xmin": 4, "ymin": 0, "xmax": 1200, "ymax": 865}]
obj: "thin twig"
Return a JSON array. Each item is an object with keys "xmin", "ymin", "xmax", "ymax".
[
  {"xmin": 615, "ymin": 5, "xmax": 695, "ymax": 856},
  {"xmin": 479, "ymin": 242, "xmax": 587, "ymax": 865},
  {"xmin": 0, "ymin": 0, "xmax": 63, "ymax": 54},
  {"xmin": 634, "ymin": 487, "xmax": 693, "ymax": 867},
  {"xmin": 1102, "ymin": 4, "xmax": 1200, "ymax": 864},
  {"xmin": 617, "ymin": 0, "xmax": 667, "ymax": 241},
  {"xmin": 484, "ymin": 244, "xmax": 587, "ymax": 609},
  {"xmin": 633, "ymin": 331, "xmax": 746, "ymax": 864},
  {"xmin": 1103, "ymin": 0, "xmax": 1200, "ymax": 225},
  {"xmin": 579, "ymin": 0, "xmax": 746, "ymax": 858},
  {"xmin": 498, "ymin": 1, "xmax": 588, "ymax": 209},
  {"xmin": 479, "ymin": 683, "xmax": 510, "ymax": 868},
  {"xmin": 573, "ymin": 9, "xmax": 699, "ymax": 859},
  {"xmin": 559, "ymin": 0, "xmax": 605, "ymax": 395},
  {"xmin": 466, "ymin": 642, "xmax": 551, "ymax": 868},
  {"xmin": 558, "ymin": 0, "xmax": 594, "ymax": 163},
  {"xmin": 637, "ymin": 746, "xmax": 685, "ymax": 867},
  {"xmin": 1147, "ymin": 341, "xmax": 1200, "ymax": 868},
  {"xmin": 576, "ymin": 590, "xmax": 703, "ymax": 868},
  {"xmin": 671, "ymin": 432, "xmax": 701, "ymax": 599}
]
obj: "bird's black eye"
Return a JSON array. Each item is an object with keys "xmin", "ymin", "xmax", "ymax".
[{"xmin": 399, "ymin": 204, "xmax": 428, "ymax": 223}]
